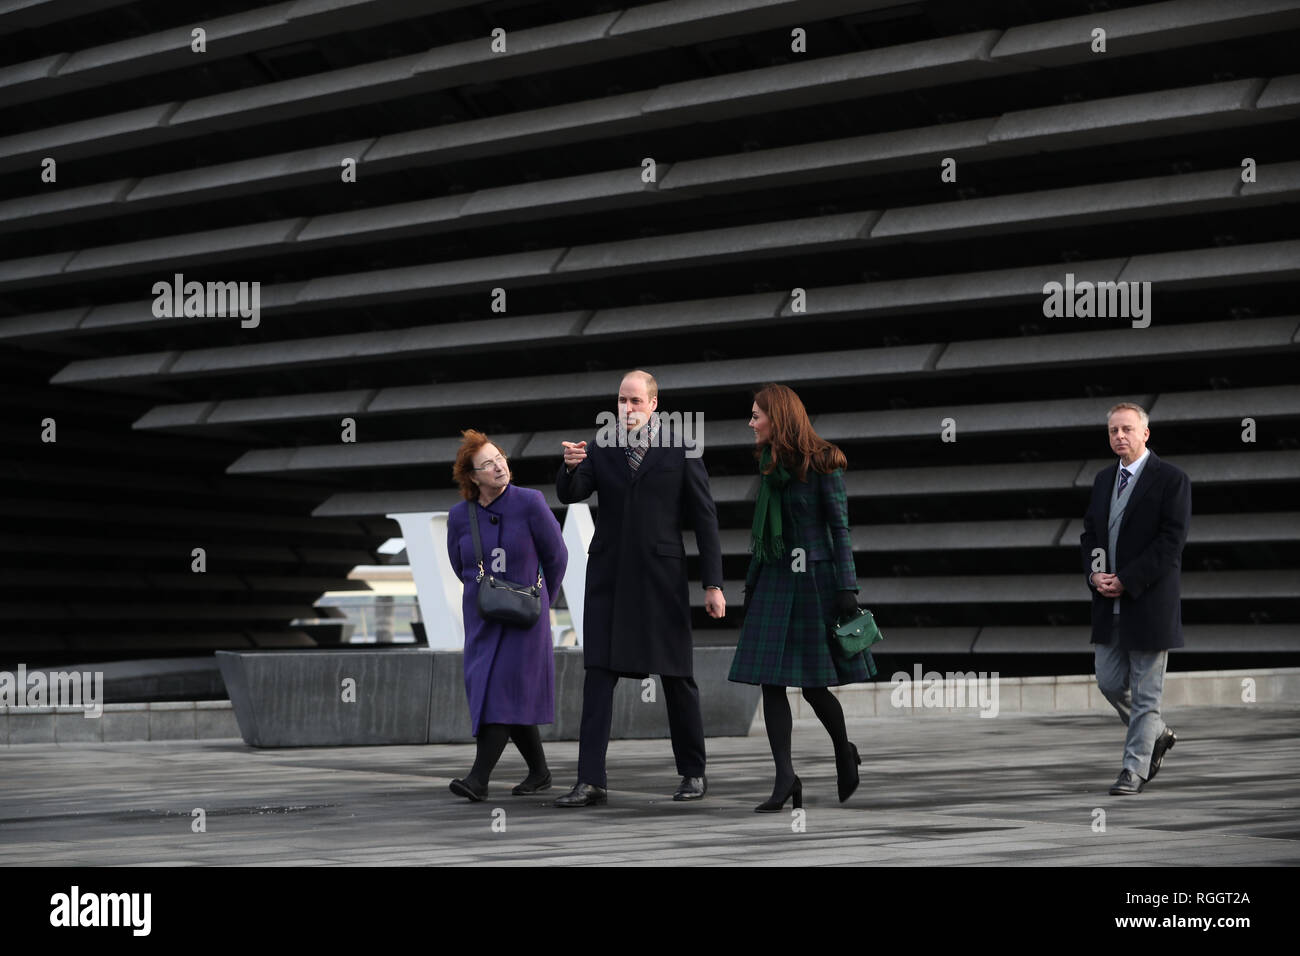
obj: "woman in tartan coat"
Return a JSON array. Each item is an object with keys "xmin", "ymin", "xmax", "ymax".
[{"xmin": 729, "ymin": 384, "xmax": 876, "ymax": 812}]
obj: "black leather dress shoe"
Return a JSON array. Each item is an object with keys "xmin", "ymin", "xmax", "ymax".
[
  {"xmin": 554, "ymin": 782, "xmax": 608, "ymax": 807},
  {"xmin": 672, "ymin": 775, "xmax": 707, "ymax": 801},
  {"xmin": 1148, "ymin": 728, "xmax": 1176, "ymax": 782},
  {"xmin": 1108, "ymin": 769, "xmax": 1145, "ymax": 795},
  {"xmin": 511, "ymin": 771, "xmax": 552, "ymax": 795},
  {"xmin": 449, "ymin": 777, "xmax": 488, "ymax": 802}
]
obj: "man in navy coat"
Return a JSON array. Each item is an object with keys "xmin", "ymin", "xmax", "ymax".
[
  {"xmin": 1080, "ymin": 402, "xmax": 1190, "ymax": 795},
  {"xmin": 553, "ymin": 370, "xmax": 725, "ymax": 806}
]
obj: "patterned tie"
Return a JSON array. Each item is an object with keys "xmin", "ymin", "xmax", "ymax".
[{"xmin": 1117, "ymin": 467, "xmax": 1131, "ymax": 496}]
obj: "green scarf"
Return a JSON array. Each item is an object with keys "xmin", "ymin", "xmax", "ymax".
[{"xmin": 751, "ymin": 446, "xmax": 791, "ymax": 564}]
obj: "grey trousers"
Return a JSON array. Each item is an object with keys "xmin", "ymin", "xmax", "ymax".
[{"xmin": 1094, "ymin": 619, "xmax": 1169, "ymax": 778}]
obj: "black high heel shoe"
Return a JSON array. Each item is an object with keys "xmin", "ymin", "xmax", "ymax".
[
  {"xmin": 837, "ymin": 742, "xmax": 861, "ymax": 803},
  {"xmin": 755, "ymin": 776, "xmax": 803, "ymax": 813}
]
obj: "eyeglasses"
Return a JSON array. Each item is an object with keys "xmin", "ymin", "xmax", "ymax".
[{"xmin": 472, "ymin": 454, "xmax": 508, "ymax": 471}]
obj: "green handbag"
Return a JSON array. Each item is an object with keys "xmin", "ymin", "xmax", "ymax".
[{"xmin": 831, "ymin": 606, "xmax": 883, "ymax": 659}]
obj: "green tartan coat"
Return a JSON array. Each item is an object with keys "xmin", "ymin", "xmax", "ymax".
[{"xmin": 729, "ymin": 466, "xmax": 876, "ymax": 687}]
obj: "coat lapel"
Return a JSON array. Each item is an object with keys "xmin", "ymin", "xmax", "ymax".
[
  {"xmin": 598, "ymin": 439, "xmax": 633, "ymax": 484},
  {"xmin": 630, "ymin": 443, "xmax": 669, "ymax": 483},
  {"xmin": 1103, "ymin": 461, "xmax": 1118, "ymax": 532},
  {"xmin": 629, "ymin": 419, "xmax": 674, "ymax": 484}
]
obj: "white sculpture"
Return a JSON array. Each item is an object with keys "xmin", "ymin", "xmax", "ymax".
[{"xmin": 389, "ymin": 501, "xmax": 595, "ymax": 649}]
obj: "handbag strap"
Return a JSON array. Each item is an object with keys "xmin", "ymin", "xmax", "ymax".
[
  {"xmin": 467, "ymin": 502, "xmax": 487, "ymax": 581},
  {"xmin": 467, "ymin": 500, "xmax": 542, "ymax": 589}
]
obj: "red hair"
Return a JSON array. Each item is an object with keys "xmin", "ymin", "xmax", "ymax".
[{"xmin": 452, "ymin": 429, "xmax": 495, "ymax": 501}]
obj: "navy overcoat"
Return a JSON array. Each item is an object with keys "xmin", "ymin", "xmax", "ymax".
[
  {"xmin": 556, "ymin": 422, "xmax": 723, "ymax": 677},
  {"xmin": 1080, "ymin": 451, "xmax": 1191, "ymax": 651}
]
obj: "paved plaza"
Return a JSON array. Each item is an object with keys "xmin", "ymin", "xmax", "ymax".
[{"xmin": 2, "ymin": 705, "xmax": 1296, "ymax": 866}]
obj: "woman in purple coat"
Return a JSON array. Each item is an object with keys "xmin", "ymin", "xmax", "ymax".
[{"xmin": 445, "ymin": 430, "xmax": 568, "ymax": 801}]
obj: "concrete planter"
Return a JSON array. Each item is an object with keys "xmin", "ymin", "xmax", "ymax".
[{"xmin": 216, "ymin": 647, "xmax": 759, "ymax": 747}]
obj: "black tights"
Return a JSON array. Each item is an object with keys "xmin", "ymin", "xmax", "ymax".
[
  {"xmin": 761, "ymin": 685, "xmax": 850, "ymax": 792},
  {"xmin": 466, "ymin": 723, "xmax": 548, "ymax": 787}
]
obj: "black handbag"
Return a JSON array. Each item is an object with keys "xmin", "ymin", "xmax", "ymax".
[{"xmin": 468, "ymin": 501, "xmax": 543, "ymax": 628}]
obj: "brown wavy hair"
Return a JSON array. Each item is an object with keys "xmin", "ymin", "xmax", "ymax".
[
  {"xmin": 452, "ymin": 429, "xmax": 499, "ymax": 501},
  {"xmin": 753, "ymin": 383, "xmax": 847, "ymax": 481}
]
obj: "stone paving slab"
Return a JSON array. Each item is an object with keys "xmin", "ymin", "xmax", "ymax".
[{"xmin": 0, "ymin": 706, "xmax": 1296, "ymax": 866}]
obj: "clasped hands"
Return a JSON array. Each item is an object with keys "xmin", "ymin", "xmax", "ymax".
[{"xmin": 1091, "ymin": 572, "xmax": 1125, "ymax": 598}]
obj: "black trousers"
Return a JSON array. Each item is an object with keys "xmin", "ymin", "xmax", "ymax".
[{"xmin": 576, "ymin": 665, "xmax": 706, "ymax": 788}]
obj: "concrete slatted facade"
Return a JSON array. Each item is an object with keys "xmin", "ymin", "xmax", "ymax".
[{"xmin": 2, "ymin": 0, "xmax": 1298, "ymax": 668}]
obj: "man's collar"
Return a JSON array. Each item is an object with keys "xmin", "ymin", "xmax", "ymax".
[{"xmin": 1119, "ymin": 448, "xmax": 1151, "ymax": 473}]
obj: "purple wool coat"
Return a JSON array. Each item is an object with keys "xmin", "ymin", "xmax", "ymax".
[{"xmin": 446, "ymin": 484, "xmax": 568, "ymax": 736}]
